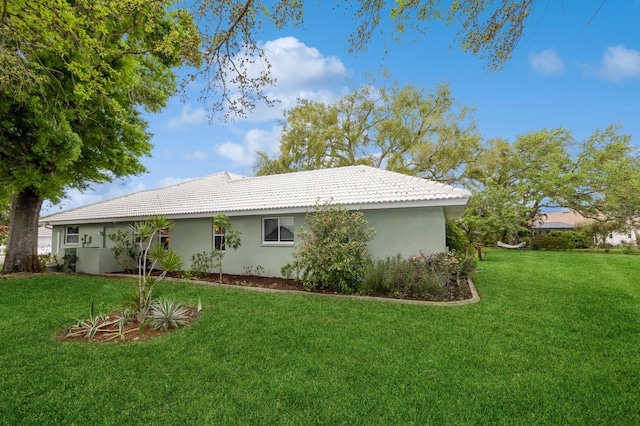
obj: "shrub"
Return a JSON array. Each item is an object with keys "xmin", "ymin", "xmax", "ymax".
[
  {"xmin": 108, "ymin": 230, "xmax": 137, "ymax": 273},
  {"xmin": 548, "ymin": 230, "xmax": 590, "ymax": 249},
  {"xmin": 284, "ymin": 202, "xmax": 375, "ymax": 294},
  {"xmin": 190, "ymin": 250, "xmax": 216, "ymax": 278},
  {"xmin": 620, "ymin": 241, "xmax": 638, "ymax": 254},
  {"xmin": 445, "ymin": 220, "xmax": 468, "ymax": 253},
  {"xmin": 530, "ymin": 231, "xmax": 590, "ymax": 251},
  {"xmin": 362, "ymin": 251, "xmax": 476, "ymax": 301}
]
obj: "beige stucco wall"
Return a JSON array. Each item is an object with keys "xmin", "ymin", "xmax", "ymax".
[
  {"xmin": 169, "ymin": 208, "xmax": 445, "ymax": 277},
  {"xmin": 365, "ymin": 207, "xmax": 446, "ymax": 260},
  {"xmin": 51, "ymin": 206, "xmax": 448, "ymax": 278},
  {"xmin": 170, "ymin": 215, "xmax": 303, "ymax": 278},
  {"xmin": 53, "ymin": 223, "xmax": 132, "ymax": 274}
]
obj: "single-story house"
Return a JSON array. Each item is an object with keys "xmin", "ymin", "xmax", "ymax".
[
  {"xmin": 534, "ymin": 210, "xmax": 638, "ymax": 246},
  {"xmin": 40, "ymin": 165, "xmax": 472, "ymax": 276},
  {"xmin": 37, "ymin": 226, "xmax": 53, "ymax": 255}
]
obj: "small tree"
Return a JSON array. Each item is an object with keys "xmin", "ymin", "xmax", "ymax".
[
  {"xmin": 212, "ymin": 214, "xmax": 241, "ymax": 281},
  {"xmin": 130, "ymin": 216, "xmax": 183, "ymax": 322},
  {"xmin": 286, "ymin": 202, "xmax": 375, "ymax": 293},
  {"xmin": 576, "ymin": 220, "xmax": 623, "ymax": 249},
  {"xmin": 108, "ymin": 230, "xmax": 137, "ymax": 273}
]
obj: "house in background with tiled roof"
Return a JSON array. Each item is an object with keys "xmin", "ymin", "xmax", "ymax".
[
  {"xmin": 534, "ymin": 210, "xmax": 638, "ymax": 246},
  {"xmin": 40, "ymin": 165, "xmax": 472, "ymax": 276}
]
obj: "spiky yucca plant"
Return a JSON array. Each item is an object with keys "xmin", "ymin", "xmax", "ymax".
[{"xmin": 149, "ymin": 299, "xmax": 190, "ymax": 331}]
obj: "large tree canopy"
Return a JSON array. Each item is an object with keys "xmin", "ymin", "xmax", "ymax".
[
  {"xmin": 254, "ymin": 82, "xmax": 481, "ymax": 183},
  {"xmin": 0, "ymin": 0, "xmax": 200, "ymax": 272},
  {"xmin": 565, "ymin": 125, "xmax": 640, "ymax": 228},
  {"xmin": 189, "ymin": 0, "xmax": 538, "ymax": 115},
  {"xmin": 461, "ymin": 125, "xmax": 640, "ymax": 243}
]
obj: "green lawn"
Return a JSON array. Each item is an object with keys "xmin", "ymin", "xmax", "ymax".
[{"xmin": 1, "ymin": 250, "xmax": 639, "ymax": 424}]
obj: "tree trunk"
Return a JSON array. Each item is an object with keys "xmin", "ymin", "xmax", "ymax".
[{"xmin": 2, "ymin": 188, "xmax": 43, "ymax": 273}]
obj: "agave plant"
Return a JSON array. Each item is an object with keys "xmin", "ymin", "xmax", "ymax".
[
  {"xmin": 66, "ymin": 302, "xmax": 129, "ymax": 341},
  {"xmin": 149, "ymin": 299, "xmax": 190, "ymax": 331}
]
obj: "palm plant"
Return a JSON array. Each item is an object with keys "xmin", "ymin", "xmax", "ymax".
[{"xmin": 130, "ymin": 216, "xmax": 184, "ymax": 322}]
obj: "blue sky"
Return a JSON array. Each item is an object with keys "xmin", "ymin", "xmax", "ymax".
[{"xmin": 42, "ymin": 1, "xmax": 640, "ymax": 215}]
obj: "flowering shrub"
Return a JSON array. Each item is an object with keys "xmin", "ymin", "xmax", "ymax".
[
  {"xmin": 362, "ymin": 251, "xmax": 476, "ymax": 301},
  {"xmin": 283, "ymin": 202, "xmax": 375, "ymax": 293}
]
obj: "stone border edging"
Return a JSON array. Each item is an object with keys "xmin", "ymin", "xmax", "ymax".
[{"xmin": 103, "ymin": 274, "xmax": 480, "ymax": 306}]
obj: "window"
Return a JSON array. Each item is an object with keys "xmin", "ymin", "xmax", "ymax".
[
  {"xmin": 65, "ymin": 226, "xmax": 79, "ymax": 244},
  {"xmin": 159, "ymin": 229, "xmax": 169, "ymax": 249},
  {"xmin": 608, "ymin": 232, "xmax": 613, "ymax": 239},
  {"xmin": 263, "ymin": 217, "xmax": 294, "ymax": 243},
  {"xmin": 214, "ymin": 224, "xmax": 225, "ymax": 251},
  {"xmin": 628, "ymin": 230, "xmax": 633, "ymax": 239}
]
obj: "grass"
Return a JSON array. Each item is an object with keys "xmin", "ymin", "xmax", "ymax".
[{"xmin": 1, "ymin": 250, "xmax": 639, "ymax": 424}]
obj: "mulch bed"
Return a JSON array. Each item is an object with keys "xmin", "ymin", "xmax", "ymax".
[
  {"xmin": 58, "ymin": 308, "xmax": 201, "ymax": 343},
  {"xmin": 174, "ymin": 272, "xmax": 473, "ymax": 302}
]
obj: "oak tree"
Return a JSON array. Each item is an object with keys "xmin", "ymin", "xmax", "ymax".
[{"xmin": 254, "ymin": 82, "xmax": 481, "ymax": 182}]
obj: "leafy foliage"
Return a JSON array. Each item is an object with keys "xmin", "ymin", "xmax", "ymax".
[
  {"xmin": 285, "ymin": 202, "xmax": 375, "ymax": 293},
  {"xmin": 575, "ymin": 220, "xmax": 625, "ymax": 248},
  {"xmin": 189, "ymin": 251, "xmax": 217, "ymax": 278},
  {"xmin": 1, "ymin": 0, "xmax": 200, "ymax": 272},
  {"xmin": 565, "ymin": 126, "xmax": 640, "ymax": 230},
  {"xmin": 65, "ymin": 302, "xmax": 128, "ymax": 341},
  {"xmin": 0, "ymin": 225, "xmax": 7, "ymax": 248},
  {"xmin": 362, "ymin": 251, "xmax": 476, "ymax": 300},
  {"xmin": 212, "ymin": 214, "xmax": 242, "ymax": 281},
  {"xmin": 108, "ymin": 230, "xmax": 137, "ymax": 273},
  {"xmin": 191, "ymin": 0, "xmax": 539, "ymax": 116},
  {"xmin": 445, "ymin": 220, "xmax": 471, "ymax": 253},
  {"xmin": 530, "ymin": 234, "xmax": 574, "ymax": 251},
  {"xmin": 131, "ymin": 215, "xmax": 184, "ymax": 322},
  {"xmin": 547, "ymin": 231, "xmax": 590, "ymax": 249},
  {"xmin": 255, "ymin": 82, "xmax": 480, "ymax": 183}
]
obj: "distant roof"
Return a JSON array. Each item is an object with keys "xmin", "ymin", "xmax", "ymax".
[
  {"xmin": 534, "ymin": 210, "xmax": 588, "ymax": 229},
  {"xmin": 536, "ymin": 221, "xmax": 576, "ymax": 230},
  {"xmin": 41, "ymin": 165, "xmax": 472, "ymax": 225}
]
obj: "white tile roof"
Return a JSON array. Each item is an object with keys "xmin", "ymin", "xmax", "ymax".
[{"xmin": 41, "ymin": 166, "xmax": 471, "ymax": 224}]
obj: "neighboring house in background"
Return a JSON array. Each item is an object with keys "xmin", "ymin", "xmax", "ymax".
[
  {"xmin": 534, "ymin": 210, "xmax": 638, "ymax": 246},
  {"xmin": 37, "ymin": 226, "xmax": 53, "ymax": 254},
  {"xmin": 40, "ymin": 166, "xmax": 472, "ymax": 276}
]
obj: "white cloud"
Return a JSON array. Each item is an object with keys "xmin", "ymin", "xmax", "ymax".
[
  {"xmin": 215, "ymin": 126, "xmax": 282, "ymax": 167},
  {"xmin": 225, "ymin": 37, "xmax": 349, "ymax": 122},
  {"xmin": 167, "ymin": 105, "xmax": 207, "ymax": 129},
  {"xmin": 260, "ymin": 37, "xmax": 346, "ymax": 90},
  {"xmin": 590, "ymin": 45, "xmax": 640, "ymax": 82},
  {"xmin": 42, "ymin": 180, "xmax": 146, "ymax": 215},
  {"xmin": 528, "ymin": 49, "xmax": 565, "ymax": 75}
]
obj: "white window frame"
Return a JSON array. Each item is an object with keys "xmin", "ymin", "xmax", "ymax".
[
  {"xmin": 65, "ymin": 226, "xmax": 79, "ymax": 245},
  {"xmin": 158, "ymin": 229, "xmax": 169, "ymax": 249},
  {"xmin": 213, "ymin": 224, "xmax": 225, "ymax": 251},
  {"xmin": 262, "ymin": 217, "xmax": 294, "ymax": 245}
]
